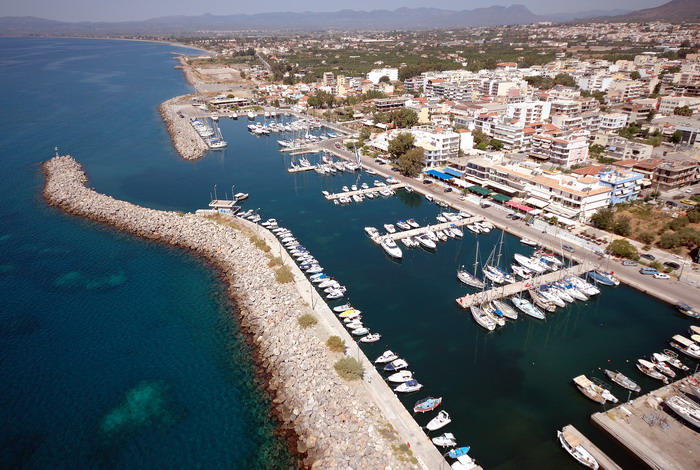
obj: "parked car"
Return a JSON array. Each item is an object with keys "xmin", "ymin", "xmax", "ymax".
[
  {"xmin": 653, "ymin": 272, "xmax": 670, "ymax": 279},
  {"xmin": 423, "ymin": 179, "xmax": 432, "ymax": 184},
  {"xmin": 666, "ymin": 201, "xmax": 678, "ymax": 207},
  {"xmin": 444, "ymin": 188, "xmax": 452, "ymax": 193},
  {"xmin": 640, "ymin": 253, "xmax": 656, "ymax": 261},
  {"xmin": 457, "ymin": 195, "xmax": 466, "ymax": 201},
  {"xmin": 563, "ymin": 245, "xmax": 575, "ymax": 253},
  {"xmin": 622, "ymin": 260, "xmax": 638, "ymax": 266},
  {"xmin": 663, "ymin": 261, "xmax": 681, "ymax": 270},
  {"xmin": 680, "ymin": 199, "xmax": 697, "ymax": 206},
  {"xmin": 480, "ymin": 202, "xmax": 491, "ymax": 208},
  {"xmin": 640, "ymin": 267, "xmax": 658, "ymax": 275}
]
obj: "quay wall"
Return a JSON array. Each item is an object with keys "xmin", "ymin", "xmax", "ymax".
[
  {"xmin": 158, "ymin": 96, "xmax": 208, "ymax": 161},
  {"xmin": 42, "ymin": 155, "xmax": 415, "ymax": 470}
]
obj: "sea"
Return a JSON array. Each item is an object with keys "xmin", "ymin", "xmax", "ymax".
[{"xmin": 0, "ymin": 37, "xmax": 696, "ymax": 470}]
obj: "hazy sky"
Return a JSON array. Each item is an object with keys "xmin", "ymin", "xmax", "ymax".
[{"xmin": 3, "ymin": 0, "xmax": 666, "ymax": 22}]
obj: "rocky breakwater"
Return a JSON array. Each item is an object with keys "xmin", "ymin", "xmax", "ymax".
[
  {"xmin": 43, "ymin": 155, "xmax": 411, "ymax": 469},
  {"xmin": 158, "ymin": 96, "xmax": 208, "ymax": 160}
]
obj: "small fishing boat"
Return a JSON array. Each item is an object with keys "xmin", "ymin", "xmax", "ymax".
[
  {"xmin": 557, "ymin": 430, "xmax": 599, "ymax": 469},
  {"xmin": 359, "ymin": 333, "xmax": 381, "ymax": 343},
  {"xmin": 637, "ymin": 359, "xmax": 669, "ymax": 384},
  {"xmin": 426, "ymin": 410, "xmax": 451, "ymax": 431},
  {"xmin": 676, "ymin": 302, "xmax": 700, "ymax": 318},
  {"xmin": 413, "ymin": 396, "xmax": 443, "ymax": 413},
  {"xmin": 431, "ymin": 432, "xmax": 456, "ymax": 448},
  {"xmin": 387, "ymin": 370, "xmax": 413, "ymax": 383},
  {"xmin": 665, "ymin": 395, "xmax": 700, "ymax": 430},
  {"xmin": 383, "ymin": 359, "xmax": 409, "ymax": 372},
  {"xmin": 375, "ymin": 351, "xmax": 399, "ymax": 364},
  {"xmin": 651, "ymin": 354, "xmax": 676, "ymax": 378},
  {"xmin": 572, "ymin": 375, "xmax": 606, "ymax": 404},
  {"xmin": 604, "ymin": 370, "xmax": 641, "ymax": 392},
  {"xmin": 395, "ymin": 379, "xmax": 422, "ymax": 393}
]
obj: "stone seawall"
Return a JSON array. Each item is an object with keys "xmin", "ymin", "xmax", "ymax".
[
  {"xmin": 158, "ymin": 97, "xmax": 208, "ymax": 160},
  {"xmin": 42, "ymin": 156, "xmax": 410, "ymax": 470}
]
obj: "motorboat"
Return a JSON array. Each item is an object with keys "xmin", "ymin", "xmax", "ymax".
[
  {"xmin": 670, "ymin": 335, "xmax": 700, "ymax": 359},
  {"xmin": 548, "ymin": 284, "xmax": 574, "ymax": 303},
  {"xmin": 675, "ymin": 302, "xmax": 700, "ymax": 318},
  {"xmin": 413, "ymin": 396, "xmax": 442, "ymax": 414},
  {"xmin": 383, "ymin": 359, "xmax": 408, "ymax": 372},
  {"xmin": 364, "ymin": 226, "xmax": 380, "ymax": 239},
  {"xmin": 568, "ymin": 276, "xmax": 600, "ymax": 296},
  {"xmin": 637, "ymin": 359, "xmax": 669, "ymax": 384},
  {"xmin": 457, "ymin": 268, "xmax": 485, "ymax": 289},
  {"xmin": 435, "ymin": 230, "xmax": 448, "ymax": 242},
  {"xmin": 234, "ymin": 192, "xmax": 249, "ymax": 202},
  {"xmin": 691, "ymin": 325, "xmax": 700, "ymax": 336},
  {"xmin": 344, "ymin": 320, "xmax": 363, "ymax": 330},
  {"xmin": 338, "ymin": 309, "xmax": 362, "ymax": 318},
  {"xmin": 326, "ymin": 289, "xmax": 345, "ymax": 300},
  {"xmin": 572, "ymin": 375, "xmax": 606, "ymax": 404},
  {"xmin": 306, "ymin": 265, "xmax": 324, "ymax": 274},
  {"xmin": 359, "ymin": 333, "xmax": 381, "ymax": 343},
  {"xmin": 513, "ymin": 253, "xmax": 547, "ymax": 274},
  {"xmin": 448, "ymin": 447, "xmax": 471, "ymax": 459},
  {"xmin": 416, "ymin": 234, "xmax": 437, "ymax": 250},
  {"xmin": 520, "ymin": 237, "xmax": 538, "ymax": 246},
  {"xmin": 466, "ymin": 224, "xmax": 481, "ymax": 234},
  {"xmin": 425, "ymin": 194, "xmax": 433, "ymax": 202},
  {"xmin": 395, "ymin": 379, "xmax": 422, "ymax": 393},
  {"xmin": 387, "ymin": 370, "xmax": 413, "ymax": 383},
  {"xmin": 557, "ymin": 282, "xmax": 588, "ymax": 301},
  {"xmin": 537, "ymin": 286, "xmax": 566, "ymax": 308},
  {"xmin": 407, "ymin": 219, "xmax": 419, "ymax": 228},
  {"xmin": 341, "ymin": 311, "xmax": 361, "ymax": 322},
  {"xmin": 381, "ymin": 237, "xmax": 403, "ymax": 259},
  {"xmin": 318, "ymin": 278, "xmax": 338, "ymax": 289},
  {"xmin": 350, "ymin": 327, "xmax": 369, "ymax": 336},
  {"xmin": 665, "ymin": 395, "xmax": 700, "ymax": 430},
  {"xmin": 528, "ymin": 289, "xmax": 557, "ymax": 312},
  {"xmin": 383, "ymin": 224, "xmax": 396, "ymax": 234},
  {"xmin": 661, "ymin": 349, "xmax": 689, "ymax": 371},
  {"xmin": 511, "ymin": 264, "xmax": 532, "ymax": 280},
  {"xmin": 426, "ymin": 410, "xmax": 451, "ymax": 431},
  {"xmin": 342, "ymin": 186, "xmax": 349, "ymax": 192},
  {"xmin": 332, "ymin": 303, "xmax": 353, "ymax": 312},
  {"xmin": 470, "ymin": 305, "xmax": 496, "ymax": 331},
  {"xmin": 400, "ymin": 237, "xmax": 419, "ymax": 249},
  {"xmin": 396, "ymin": 220, "xmax": 411, "ymax": 231},
  {"xmin": 588, "ymin": 271, "xmax": 619, "ymax": 287},
  {"xmin": 510, "ymin": 296, "xmax": 546, "ymax": 320},
  {"xmin": 557, "ymin": 430, "xmax": 599, "ymax": 470},
  {"xmin": 651, "ymin": 354, "xmax": 676, "ymax": 378},
  {"xmin": 436, "ymin": 214, "xmax": 448, "ymax": 223},
  {"xmin": 688, "ymin": 377, "xmax": 700, "ymax": 401},
  {"xmin": 604, "ymin": 370, "xmax": 641, "ymax": 392},
  {"xmin": 375, "ymin": 350, "xmax": 399, "ymax": 363},
  {"xmin": 450, "ymin": 454, "xmax": 477, "ymax": 470},
  {"xmin": 431, "ymin": 432, "xmax": 456, "ymax": 448},
  {"xmin": 450, "ymin": 227, "xmax": 464, "ymax": 238}
]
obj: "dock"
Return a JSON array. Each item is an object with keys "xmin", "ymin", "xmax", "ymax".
[
  {"xmin": 591, "ymin": 374, "xmax": 700, "ymax": 470},
  {"xmin": 383, "ymin": 217, "xmax": 480, "ymax": 241},
  {"xmin": 560, "ymin": 425, "xmax": 622, "ymax": 470},
  {"xmin": 324, "ymin": 183, "xmax": 405, "ymax": 200},
  {"xmin": 455, "ymin": 263, "xmax": 591, "ymax": 308}
]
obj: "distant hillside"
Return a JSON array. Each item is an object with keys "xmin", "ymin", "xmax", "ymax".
[{"xmin": 613, "ymin": 0, "xmax": 700, "ymax": 21}]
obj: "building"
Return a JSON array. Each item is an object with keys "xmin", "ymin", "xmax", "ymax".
[
  {"xmin": 592, "ymin": 134, "xmax": 653, "ymax": 160},
  {"xmin": 367, "ymin": 68, "xmax": 398, "ymax": 84},
  {"xmin": 618, "ymin": 103, "xmax": 653, "ymax": 123},
  {"xmin": 412, "ymin": 128, "xmax": 461, "ymax": 167},
  {"xmin": 530, "ymin": 130, "xmax": 590, "ymax": 167},
  {"xmin": 618, "ymin": 158, "xmax": 698, "ymax": 191},
  {"xmin": 607, "ymin": 79, "xmax": 645, "ymax": 103},
  {"xmin": 574, "ymin": 167, "xmax": 644, "ymax": 204},
  {"xmin": 658, "ymin": 96, "xmax": 700, "ymax": 115},
  {"xmin": 599, "ymin": 112, "xmax": 629, "ymax": 131},
  {"xmin": 372, "ymin": 96, "xmax": 409, "ymax": 112},
  {"xmin": 506, "ymin": 100, "xmax": 551, "ymax": 125}
]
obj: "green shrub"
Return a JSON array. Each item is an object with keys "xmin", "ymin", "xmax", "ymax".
[
  {"xmin": 333, "ymin": 357, "xmax": 363, "ymax": 381},
  {"xmin": 326, "ymin": 336, "xmax": 346, "ymax": 353},
  {"xmin": 268, "ymin": 256, "xmax": 283, "ymax": 268},
  {"xmin": 297, "ymin": 313, "xmax": 317, "ymax": 329},
  {"xmin": 250, "ymin": 235, "xmax": 271, "ymax": 252},
  {"xmin": 275, "ymin": 265, "xmax": 294, "ymax": 284}
]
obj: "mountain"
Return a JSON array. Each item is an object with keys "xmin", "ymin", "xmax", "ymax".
[{"xmin": 611, "ymin": 0, "xmax": 700, "ymax": 21}]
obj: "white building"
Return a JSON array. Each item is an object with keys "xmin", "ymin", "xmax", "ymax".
[
  {"xmin": 599, "ymin": 112, "xmax": 629, "ymax": 131},
  {"xmin": 367, "ymin": 68, "xmax": 399, "ymax": 84},
  {"xmin": 506, "ymin": 100, "xmax": 551, "ymax": 125}
]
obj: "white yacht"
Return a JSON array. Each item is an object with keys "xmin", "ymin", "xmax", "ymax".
[{"xmin": 381, "ymin": 237, "xmax": 403, "ymax": 259}]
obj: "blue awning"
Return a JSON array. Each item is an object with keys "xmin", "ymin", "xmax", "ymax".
[
  {"xmin": 443, "ymin": 167, "xmax": 464, "ymax": 177},
  {"xmin": 424, "ymin": 169, "xmax": 454, "ymax": 180}
]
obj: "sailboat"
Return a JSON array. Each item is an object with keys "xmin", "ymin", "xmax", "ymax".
[
  {"xmin": 457, "ymin": 241, "xmax": 485, "ymax": 289},
  {"xmin": 510, "ymin": 295, "xmax": 546, "ymax": 320}
]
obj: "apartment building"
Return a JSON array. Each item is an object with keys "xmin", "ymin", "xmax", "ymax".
[
  {"xmin": 506, "ymin": 100, "xmax": 551, "ymax": 125},
  {"xmin": 607, "ymin": 79, "xmax": 645, "ymax": 103},
  {"xmin": 366, "ymin": 68, "xmax": 398, "ymax": 84},
  {"xmin": 574, "ymin": 167, "xmax": 644, "ymax": 203},
  {"xmin": 550, "ymin": 99, "xmax": 582, "ymax": 116},
  {"xmin": 592, "ymin": 134, "xmax": 653, "ymax": 160},
  {"xmin": 618, "ymin": 103, "xmax": 654, "ymax": 123},
  {"xmin": 530, "ymin": 130, "xmax": 590, "ymax": 167},
  {"xmin": 658, "ymin": 96, "xmax": 700, "ymax": 115},
  {"xmin": 412, "ymin": 127, "xmax": 461, "ymax": 167},
  {"xmin": 617, "ymin": 158, "xmax": 698, "ymax": 191},
  {"xmin": 599, "ymin": 112, "xmax": 629, "ymax": 131},
  {"xmin": 372, "ymin": 96, "xmax": 409, "ymax": 112}
]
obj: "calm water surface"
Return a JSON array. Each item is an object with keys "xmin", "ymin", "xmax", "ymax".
[{"xmin": 1, "ymin": 37, "xmax": 696, "ymax": 470}]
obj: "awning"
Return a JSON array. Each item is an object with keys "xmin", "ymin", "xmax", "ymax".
[
  {"xmin": 547, "ymin": 204, "xmax": 579, "ymax": 218},
  {"xmin": 467, "ymin": 185, "xmax": 492, "ymax": 196},
  {"xmin": 505, "ymin": 201, "xmax": 535, "ymax": 212},
  {"xmin": 443, "ymin": 167, "xmax": 464, "ymax": 178},
  {"xmin": 490, "ymin": 193, "xmax": 512, "ymax": 202},
  {"xmin": 523, "ymin": 197, "xmax": 549, "ymax": 209},
  {"xmin": 484, "ymin": 181, "xmax": 519, "ymax": 195},
  {"xmin": 529, "ymin": 153, "xmax": 550, "ymax": 160},
  {"xmin": 424, "ymin": 169, "xmax": 454, "ymax": 181},
  {"xmin": 543, "ymin": 212, "xmax": 577, "ymax": 227},
  {"xmin": 451, "ymin": 178, "xmax": 470, "ymax": 188}
]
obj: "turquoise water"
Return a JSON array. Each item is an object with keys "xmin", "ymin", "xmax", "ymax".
[{"xmin": 1, "ymin": 37, "xmax": 697, "ymax": 470}]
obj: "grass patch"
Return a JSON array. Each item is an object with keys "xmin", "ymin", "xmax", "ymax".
[
  {"xmin": 333, "ymin": 357, "xmax": 363, "ymax": 381},
  {"xmin": 298, "ymin": 313, "xmax": 317, "ymax": 329},
  {"xmin": 267, "ymin": 256, "xmax": 283, "ymax": 268},
  {"xmin": 326, "ymin": 335, "xmax": 346, "ymax": 353},
  {"xmin": 275, "ymin": 265, "xmax": 294, "ymax": 284},
  {"xmin": 250, "ymin": 235, "xmax": 271, "ymax": 253}
]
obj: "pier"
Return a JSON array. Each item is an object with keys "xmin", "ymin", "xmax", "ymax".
[
  {"xmin": 455, "ymin": 263, "xmax": 591, "ymax": 308},
  {"xmin": 591, "ymin": 374, "xmax": 700, "ymax": 470},
  {"xmin": 324, "ymin": 183, "xmax": 405, "ymax": 200},
  {"xmin": 383, "ymin": 217, "xmax": 480, "ymax": 241},
  {"xmin": 560, "ymin": 425, "xmax": 622, "ymax": 470}
]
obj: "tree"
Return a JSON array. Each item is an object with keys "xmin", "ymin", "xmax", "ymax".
[
  {"xmin": 489, "ymin": 139, "xmax": 504, "ymax": 150},
  {"xmin": 396, "ymin": 147, "xmax": 425, "ymax": 177},
  {"xmin": 388, "ymin": 108, "xmax": 418, "ymax": 128},
  {"xmin": 358, "ymin": 126, "xmax": 371, "ymax": 145},
  {"xmin": 638, "ymin": 231, "xmax": 655, "ymax": 244},
  {"xmin": 590, "ymin": 207, "xmax": 615, "ymax": 230},
  {"xmin": 674, "ymin": 106, "xmax": 693, "ymax": 116},
  {"xmin": 659, "ymin": 232, "xmax": 682, "ymax": 249},
  {"xmin": 607, "ymin": 239, "xmax": 638, "ymax": 259},
  {"xmin": 630, "ymin": 71, "xmax": 641, "ymax": 80},
  {"xmin": 613, "ymin": 215, "xmax": 632, "ymax": 236},
  {"xmin": 378, "ymin": 75, "xmax": 391, "ymax": 83},
  {"xmin": 589, "ymin": 144, "xmax": 605, "ymax": 159},
  {"xmin": 472, "ymin": 129, "xmax": 490, "ymax": 147},
  {"xmin": 388, "ymin": 133, "xmax": 415, "ymax": 161},
  {"xmin": 553, "ymin": 73, "xmax": 576, "ymax": 87},
  {"xmin": 671, "ymin": 130, "xmax": 683, "ymax": 144}
]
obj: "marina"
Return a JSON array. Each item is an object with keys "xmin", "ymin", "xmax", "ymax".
[{"xmin": 323, "ymin": 183, "xmax": 405, "ymax": 200}]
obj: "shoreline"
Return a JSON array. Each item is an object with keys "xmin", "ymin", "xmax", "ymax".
[{"xmin": 42, "ymin": 155, "xmax": 431, "ymax": 469}]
